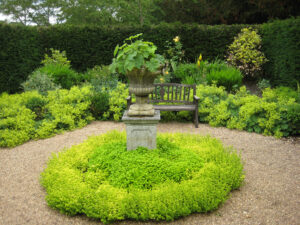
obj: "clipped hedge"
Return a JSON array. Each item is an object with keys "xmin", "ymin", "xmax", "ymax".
[
  {"xmin": 261, "ymin": 18, "xmax": 300, "ymax": 88},
  {"xmin": 1, "ymin": 18, "xmax": 299, "ymax": 93},
  {"xmin": 41, "ymin": 131, "xmax": 244, "ymax": 223},
  {"xmin": 0, "ymin": 24, "xmax": 43, "ymax": 93},
  {"xmin": 0, "ymin": 23, "xmax": 247, "ymax": 93}
]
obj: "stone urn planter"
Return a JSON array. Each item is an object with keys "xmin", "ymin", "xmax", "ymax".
[{"xmin": 127, "ymin": 67, "xmax": 162, "ymax": 116}]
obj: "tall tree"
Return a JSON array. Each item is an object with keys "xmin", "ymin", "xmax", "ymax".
[
  {"xmin": 56, "ymin": 0, "xmax": 116, "ymax": 25},
  {"xmin": 0, "ymin": 0, "xmax": 60, "ymax": 25},
  {"xmin": 0, "ymin": 0, "xmax": 37, "ymax": 25},
  {"xmin": 157, "ymin": 0, "xmax": 300, "ymax": 24},
  {"xmin": 33, "ymin": 0, "xmax": 60, "ymax": 25},
  {"xmin": 113, "ymin": 0, "xmax": 163, "ymax": 26}
]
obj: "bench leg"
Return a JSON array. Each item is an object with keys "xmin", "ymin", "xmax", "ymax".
[{"xmin": 194, "ymin": 108, "xmax": 199, "ymax": 128}]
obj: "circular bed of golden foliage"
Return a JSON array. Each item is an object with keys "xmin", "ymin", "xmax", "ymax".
[{"xmin": 41, "ymin": 131, "xmax": 244, "ymax": 224}]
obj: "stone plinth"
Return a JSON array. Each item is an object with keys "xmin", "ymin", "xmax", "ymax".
[{"xmin": 122, "ymin": 110, "xmax": 160, "ymax": 150}]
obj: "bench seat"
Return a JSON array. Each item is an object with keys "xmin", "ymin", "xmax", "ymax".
[
  {"xmin": 154, "ymin": 104, "xmax": 196, "ymax": 111},
  {"xmin": 127, "ymin": 83, "xmax": 199, "ymax": 128}
]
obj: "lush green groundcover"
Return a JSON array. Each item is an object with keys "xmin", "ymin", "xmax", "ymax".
[
  {"xmin": 0, "ymin": 86, "xmax": 94, "ymax": 147},
  {"xmin": 1, "ymin": 83, "xmax": 299, "ymax": 148},
  {"xmin": 41, "ymin": 131, "xmax": 244, "ymax": 224}
]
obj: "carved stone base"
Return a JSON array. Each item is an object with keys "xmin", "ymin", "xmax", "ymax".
[
  {"xmin": 122, "ymin": 110, "xmax": 160, "ymax": 150},
  {"xmin": 128, "ymin": 104, "xmax": 155, "ymax": 116}
]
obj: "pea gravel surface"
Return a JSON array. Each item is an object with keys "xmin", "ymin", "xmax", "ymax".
[{"xmin": 0, "ymin": 121, "xmax": 299, "ymax": 225}]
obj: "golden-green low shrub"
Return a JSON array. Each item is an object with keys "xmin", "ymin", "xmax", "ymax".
[
  {"xmin": 41, "ymin": 131, "xmax": 244, "ymax": 223},
  {"xmin": 0, "ymin": 86, "xmax": 94, "ymax": 147},
  {"xmin": 196, "ymin": 85, "xmax": 300, "ymax": 137}
]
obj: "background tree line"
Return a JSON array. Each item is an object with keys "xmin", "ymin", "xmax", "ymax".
[{"xmin": 0, "ymin": 0, "xmax": 299, "ymax": 26}]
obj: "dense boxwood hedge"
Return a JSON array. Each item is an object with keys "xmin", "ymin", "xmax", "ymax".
[
  {"xmin": 41, "ymin": 131, "xmax": 244, "ymax": 223},
  {"xmin": 1, "ymin": 22, "xmax": 247, "ymax": 93},
  {"xmin": 0, "ymin": 24, "xmax": 43, "ymax": 93},
  {"xmin": 261, "ymin": 18, "xmax": 300, "ymax": 88},
  {"xmin": 1, "ymin": 18, "xmax": 298, "ymax": 93}
]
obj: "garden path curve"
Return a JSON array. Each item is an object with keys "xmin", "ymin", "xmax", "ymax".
[{"xmin": 0, "ymin": 121, "xmax": 299, "ymax": 225}]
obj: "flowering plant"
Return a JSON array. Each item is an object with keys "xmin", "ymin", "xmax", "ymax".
[
  {"xmin": 163, "ymin": 35, "xmax": 185, "ymax": 72},
  {"xmin": 110, "ymin": 34, "xmax": 165, "ymax": 75},
  {"xmin": 197, "ymin": 54, "xmax": 202, "ymax": 68}
]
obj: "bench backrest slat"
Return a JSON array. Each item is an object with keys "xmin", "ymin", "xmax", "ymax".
[{"xmin": 149, "ymin": 83, "xmax": 196, "ymax": 104}]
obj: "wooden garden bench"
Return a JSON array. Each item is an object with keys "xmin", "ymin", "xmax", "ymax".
[{"xmin": 127, "ymin": 83, "xmax": 199, "ymax": 128}]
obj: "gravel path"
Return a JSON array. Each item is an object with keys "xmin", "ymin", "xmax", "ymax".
[{"xmin": 0, "ymin": 121, "xmax": 299, "ymax": 225}]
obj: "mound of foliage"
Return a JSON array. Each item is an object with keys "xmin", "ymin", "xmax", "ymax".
[
  {"xmin": 226, "ymin": 27, "xmax": 267, "ymax": 78},
  {"xmin": 172, "ymin": 60, "xmax": 243, "ymax": 92},
  {"xmin": 196, "ymin": 85, "xmax": 300, "ymax": 137},
  {"xmin": 0, "ymin": 86, "xmax": 94, "ymax": 147},
  {"xmin": 41, "ymin": 131, "xmax": 244, "ymax": 224}
]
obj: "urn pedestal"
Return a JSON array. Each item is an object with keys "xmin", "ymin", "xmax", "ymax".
[{"xmin": 122, "ymin": 110, "xmax": 160, "ymax": 150}]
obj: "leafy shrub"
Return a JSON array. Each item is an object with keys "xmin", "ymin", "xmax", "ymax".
[
  {"xmin": 40, "ymin": 86, "xmax": 94, "ymax": 136},
  {"xmin": 103, "ymin": 82, "xmax": 129, "ymax": 121},
  {"xmin": 196, "ymin": 85, "xmax": 300, "ymax": 137},
  {"xmin": 21, "ymin": 70, "xmax": 61, "ymax": 95},
  {"xmin": 0, "ymin": 92, "xmax": 37, "ymax": 147},
  {"xmin": 160, "ymin": 111, "xmax": 178, "ymax": 122},
  {"xmin": 160, "ymin": 111, "xmax": 193, "ymax": 122},
  {"xmin": 34, "ymin": 48, "xmax": 83, "ymax": 89},
  {"xmin": 226, "ymin": 27, "xmax": 267, "ymax": 78},
  {"xmin": 41, "ymin": 131, "xmax": 244, "ymax": 224},
  {"xmin": 196, "ymin": 84, "xmax": 228, "ymax": 122},
  {"xmin": 282, "ymin": 104, "xmax": 300, "ymax": 135},
  {"xmin": 263, "ymin": 86, "xmax": 300, "ymax": 103},
  {"xmin": 202, "ymin": 59, "xmax": 228, "ymax": 74},
  {"xmin": 257, "ymin": 79, "xmax": 271, "ymax": 91},
  {"xmin": 38, "ymin": 64, "xmax": 81, "ymax": 89},
  {"xmin": 42, "ymin": 48, "xmax": 71, "ymax": 67},
  {"xmin": 85, "ymin": 65, "xmax": 118, "ymax": 92},
  {"xmin": 163, "ymin": 35, "xmax": 185, "ymax": 73},
  {"xmin": 0, "ymin": 86, "xmax": 94, "ymax": 147},
  {"xmin": 173, "ymin": 63, "xmax": 205, "ymax": 84},
  {"xmin": 89, "ymin": 91, "xmax": 109, "ymax": 120},
  {"xmin": 25, "ymin": 96, "xmax": 48, "ymax": 120},
  {"xmin": 206, "ymin": 66, "xmax": 242, "ymax": 92}
]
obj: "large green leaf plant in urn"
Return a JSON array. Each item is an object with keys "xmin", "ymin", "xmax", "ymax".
[{"xmin": 110, "ymin": 34, "xmax": 165, "ymax": 116}]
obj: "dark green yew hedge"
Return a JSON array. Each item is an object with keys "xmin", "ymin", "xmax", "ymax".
[
  {"xmin": 0, "ymin": 24, "xmax": 43, "ymax": 93},
  {"xmin": 261, "ymin": 18, "xmax": 300, "ymax": 89},
  {"xmin": 0, "ymin": 18, "xmax": 299, "ymax": 93}
]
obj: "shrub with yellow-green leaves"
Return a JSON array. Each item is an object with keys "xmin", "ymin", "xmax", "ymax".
[
  {"xmin": 196, "ymin": 85, "xmax": 300, "ymax": 137},
  {"xmin": 103, "ymin": 82, "xmax": 129, "ymax": 121},
  {"xmin": 41, "ymin": 131, "xmax": 244, "ymax": 224},
  {"xmin": 226, "ymin": 27, "xmax": 268, "ymax": 78},
  {"xmin": 0, "ymin": 86, "xmax": 94, "ymax": 147}
]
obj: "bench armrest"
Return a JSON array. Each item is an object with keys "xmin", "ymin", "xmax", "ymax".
[
  {"xmin": 193, "ymin": 95, "xmax": 199, "ymax": 106},
  {"xmin": 126, "ymin": 96, "xmax": 132, "ymax": 110}
]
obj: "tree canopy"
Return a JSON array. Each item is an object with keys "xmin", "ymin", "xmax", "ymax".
[{"xmin": 0, "ymin": 0, "xmax": 299, "ymax": 26}]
